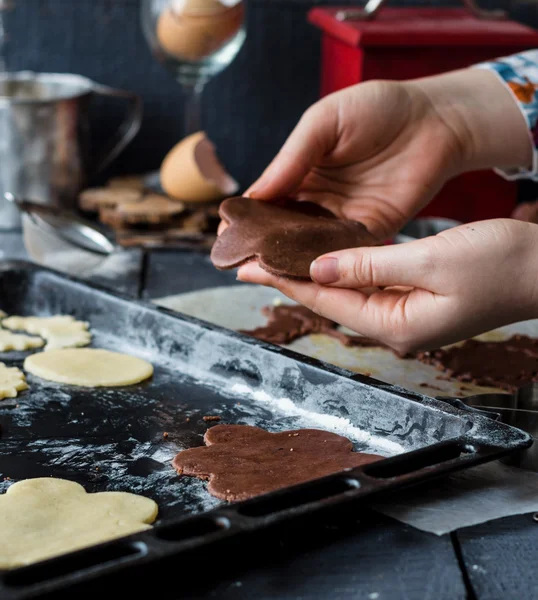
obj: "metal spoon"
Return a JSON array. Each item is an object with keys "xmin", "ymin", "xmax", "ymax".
[{"xmin": 4, "ymin": 193, "xmax": 116, "ymax": 256}]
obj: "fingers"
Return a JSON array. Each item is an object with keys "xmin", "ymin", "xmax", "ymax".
[
  {"xmin": 234, "ymin": 220, "xmax": 538, "ymax": 354},
  {"xmin": 236, "ymin": 261, "xmax": 453, "ymax": 353},
  {"xmin": 238, "ymin": 262, "xmax": 371, "ymax": 329},
  {"xmin": 310, "ymin": 240, "xmax": 433, "ymax": 289},
  {"xmin": 236, "ymin": 262, "xmax": 397, "ymax": 341},
  {"xmin": 245, "ymin": 102, "xmax": 338, "ymax": 200},
  {"xmin": 511, "ymin": 201, "xmax": 538, "ymax": 224},
  {"xmin": 237, "ymin": 261, "xmax": 310, "ymax": 290}
]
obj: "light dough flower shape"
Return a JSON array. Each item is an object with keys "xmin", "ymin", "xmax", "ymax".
[
  {"xmin": 210, "ymin": 197, "xmax": 377, "ymax": 279},
  {"xmin": 0, "ymin": 310, "xmax": 44, "ymax": 351},
  {"xmin": 0, "ymin": 330, "xmax": 44, "ymax": 352},
  {"xmin": 2, "ymin": 316, "xmax": 91, "ymax": 350},
  {"xmin": 0, "ymin": 362, "xmax": 28, "ymax": 400},
  {"xmin": 0, "ymin": 478, "xmax": 158, "ymax": 568},
  {"xmin": 173, "ymin": 424, "xmax": 383, "ymax": 502}
]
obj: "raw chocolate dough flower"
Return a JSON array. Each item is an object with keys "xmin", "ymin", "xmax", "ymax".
[
  {"xmin": 210, "ymin": 197, "xmax": 377, "ymax": 279},
  {"xmin": 173, "ymin": 424, "xmax": 382, "ymax": 501}
]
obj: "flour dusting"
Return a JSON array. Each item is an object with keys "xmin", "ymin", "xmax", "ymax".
[{"xmin": 231, "ymin": 383, "xmax": 404, "ymax": 456}]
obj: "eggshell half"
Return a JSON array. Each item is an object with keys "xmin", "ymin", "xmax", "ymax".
[
  {"xmin": 157, "ymin": 4, "xmax": 243, "ymax": 62},
  {"xmin": 170, "ymin": 0, "xmax": 230, "ymax": 15},
  {"xmin": 161, "ymin": 131, "xmax": 239, "ymax": 203}
]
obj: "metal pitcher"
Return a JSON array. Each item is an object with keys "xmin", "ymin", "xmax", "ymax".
[{"xmin": 0, "ymin": 71, "xmax": 142, "ymax": 229}]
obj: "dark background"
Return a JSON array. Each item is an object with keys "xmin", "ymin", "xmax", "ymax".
[{"xmin": 3, "ymin": 0, "xmax": 538, "ymax": 194}]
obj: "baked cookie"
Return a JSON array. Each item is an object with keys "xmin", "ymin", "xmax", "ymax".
[
  {"xmin": 107, "ymin": 175, "xmax": 146, "ymax": 192},
  {"xmin": 100, "ymin": 194, "xmax": 185, "ymax": 227},
  {"xmin": 78, "ymin": 187, "xmax": 142, "ymax": 212}
]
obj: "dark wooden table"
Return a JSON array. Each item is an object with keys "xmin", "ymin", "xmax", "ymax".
[{"xmin": 2, "ymin": 234, "xmax": 537, "ymax": 600}]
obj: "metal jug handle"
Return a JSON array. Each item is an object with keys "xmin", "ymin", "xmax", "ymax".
[
  {"xmin": 90, "ymin": 84, "xmax": 143, "ymax": 176},
  {"xmin": 336, "ymin": 0, "xmax": 505, "ymax": 22}
]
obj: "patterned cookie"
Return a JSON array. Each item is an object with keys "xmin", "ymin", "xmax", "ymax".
[
  {"xmin": 78, "ymin": 188, "xmax": 142, "ymax": 212},
  {"xmin": 107, "ymin": 175, "xmax": 146, "ymax": 192},
  {"xmin": 100, "ymin": 194, "xmax": 185, "ymax": 227}
]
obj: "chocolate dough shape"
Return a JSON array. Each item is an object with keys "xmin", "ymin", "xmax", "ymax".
[
  {"xmin": 241, "ymin": 304, "xmax": 388, "ymax": 349},
  {"xmin": 172, "ymin": 424, "xmax": 383, "ymax": 502},
  {"xmin": 417, "ymin": 335, "xmax": 538, "ymax": 392},
  {"xmin": 210, "ymin": 197, "xmax": 377, "ymax": 279},
  {"xmin": 242, "ymin": 308, "xmax": 538, "ymax": 391}
]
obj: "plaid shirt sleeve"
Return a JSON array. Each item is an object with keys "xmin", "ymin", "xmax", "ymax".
[{"xmin": 475, "ymin": 50, "xmax": 538, "ymax": 181}]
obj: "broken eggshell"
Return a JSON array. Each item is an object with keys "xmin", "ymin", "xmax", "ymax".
[
  {"xmin": 157, "ymin": 2, "xmax": 244, "ymax": 62},
  {"xmin": 169, "ymin": 0, "xmax": 232, "ymax": 15},
  {"xmin": 160, "ymin": 131, "xmax": 239, "ymax": 203}
]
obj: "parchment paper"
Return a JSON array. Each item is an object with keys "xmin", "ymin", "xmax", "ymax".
[
  {"xmin": 156, "ymin": 284, "xmax": 538, "ymax": 398},
  {"xmin": 372, "ymin": 461, "xmax": 538, "ymax": 535},
  {"xmin": 156, "ymin": 284, "xmax": 538, "ymax": 535}
]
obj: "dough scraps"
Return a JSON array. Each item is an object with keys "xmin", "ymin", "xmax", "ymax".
[
  {"xmin": 211, "ymin": 197, "xmax": 377, "ymax": 279},
  {"xmin": 24, "ymin": 348, "xmax": 153, "ymax": 387},
  {"xmin": 3, "ymin": 315, "xmax": 91, "ymax": 350},
  {"xmin": 241, "ymin": 304, "xmax": 389, "ymax": 349},
  {"xmin": 245, "ymin": 309, "xmax": 538, "ymax": 391},
  {"xmin": 0, "ymin": 363, "xmax": 28, "ymax": 400},
  {"xmin": 416, "ymin": 335, "xmax": 538, "ymax": 392},
  {"xmin": 173, "ymin": 424, "xmax": 383, "ymax": 501},
  {"xmin": 0, "ymin": 478, "xmax": 158, "ymax": 568},
  {"xmin": 0, "ymin": 330, "xmax": 44, "ymax": 352}
]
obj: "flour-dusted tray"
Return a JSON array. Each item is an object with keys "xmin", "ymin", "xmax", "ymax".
[{"xmin": 0, "ymin": 261, "xmax": 531, "ymax": 599}]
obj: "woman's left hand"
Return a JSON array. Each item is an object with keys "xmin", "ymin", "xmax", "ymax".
[{"xmin": 237, "ymin": 219, "xmax": 538, "ymax": 354}]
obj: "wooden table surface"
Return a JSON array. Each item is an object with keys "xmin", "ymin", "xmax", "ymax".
[{"xmin": 2, "ymin": 234, "xmax": 537, "ymax": 600}]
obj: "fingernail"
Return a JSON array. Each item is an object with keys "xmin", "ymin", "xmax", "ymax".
[
  {"xmin": 247, "ymin": 188, "xmax": 261, "ymax": 199},
  {"xmin": 311, "ymin": 257, "xmax": 339, "ymax": 284}
]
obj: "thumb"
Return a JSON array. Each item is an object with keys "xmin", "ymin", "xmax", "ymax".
[
  {"xmin": 310, "ymin": 241, "xmax": 434, "ymax": 289},
  {"xmin": 246, "ymin": 102, "xmax": 338, "ymax": 199}
]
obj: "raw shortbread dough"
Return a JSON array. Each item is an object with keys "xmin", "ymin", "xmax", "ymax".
[
  {"xmin": 0, "ymin": 478, "xmax": 158, "ymax": 568},
  {"xmin": 24, "ymin": 348, "xmax": 153, "ymax": 387},
  {"xmin": 0, "ymin": 363, "xmax": 28, "ymax": 399},
  {"xmin": 173, "ymin": 424, "xmax": 383, "ymax": 501},
  {"xmin": 3, "ymin": 315, "xmax": 91, "ymax": 350},
  {"xmin": 0, "ymin": 330, "xmax": 44, "ymax": 352}
]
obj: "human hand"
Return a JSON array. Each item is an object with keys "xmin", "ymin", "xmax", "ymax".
[
  {"xmin": 240, "ymin": 69, "xmax": 531, "ymax": 241},
  {"xmin": 236, "ymin": 219, "xmax": 538, "ymax": 354}
]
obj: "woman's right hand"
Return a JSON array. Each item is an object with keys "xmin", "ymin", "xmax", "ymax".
[
  {"xmin": 237, "ymin": 218, "xmax": 538, "ymax": 354},
  {"xmin": 242, "ymin": 68, "xmax": 532, "ymax": 240}
]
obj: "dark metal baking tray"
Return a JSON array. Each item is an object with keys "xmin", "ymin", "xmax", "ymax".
[{"xmin": 0, "ymin": 260, "xmax": 531, "ymax": 599}]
